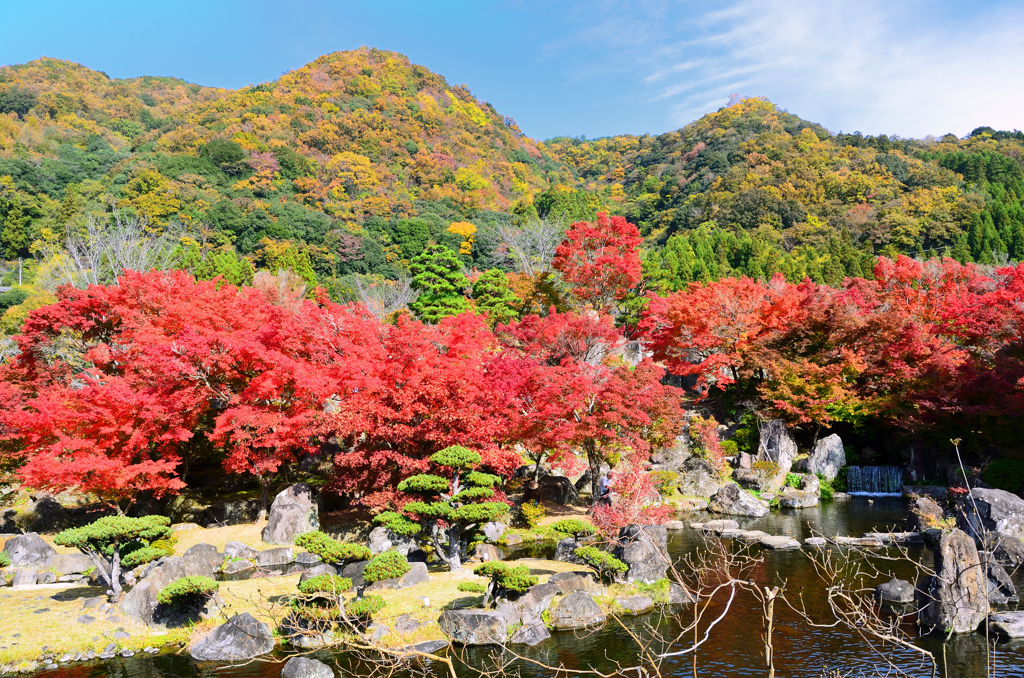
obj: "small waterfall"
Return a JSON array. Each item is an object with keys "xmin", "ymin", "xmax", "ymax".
[{"xmin": 846, "ymin": 465, "xmax": 903, "ymax": 495}]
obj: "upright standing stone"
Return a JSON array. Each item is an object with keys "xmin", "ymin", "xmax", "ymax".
[
  {"xmin": 1, "ymin": 532, "xmax": 56, "ymax": 567},
  {"xmin": 613, "ymin": 525, "xmax": 669, "ymax": 584},
  {"xmin": 805, "ymin": 434, "xmax": 846, "ymax": 480},
  {"xmin": 916, "ymin": 529, "xmax": 988, "ymax": 634},
  {"xmin": 758, "ymin": 419, "xmax": 798, "ymax": 472},
  {"xmin": 262, "ymin": 483, "xmax": 319, "ymax": 545}
]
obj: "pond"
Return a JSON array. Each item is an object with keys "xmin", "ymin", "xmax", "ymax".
[{"xmin": 33, "ymin": 497, "xmax": 1024, "ymax": 678}]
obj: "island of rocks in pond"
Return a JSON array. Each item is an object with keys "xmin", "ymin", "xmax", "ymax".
[{"xmin": 2, "ymin": 433, "xmax": 1024, "ymax": 675}]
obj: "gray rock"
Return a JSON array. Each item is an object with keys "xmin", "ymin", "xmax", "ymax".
[
  {"xmin": 281, "ymin": 657, "xmax": 334, "ymax": 678},
  {"xmin": 758, "ymin": 419, "xmax": 798, "ymax": 472},
  {"xmin": 261, "ymin": 483, "xmax": 320, "ymax": 545},
  {"xmin": 255, "ymin": 547, "xmax": 294, "ymax": 568},
  {"xmin": 734, "ymin": 467, "xmax": 785, "ymax": 493},
  {"xmin": 510, "ymin": 621, "xmax": 550, "ymax": 646},
  {"xmin": 736, "ymin": 452, "xmax": 753, "ymax": 469},
  {"xmin": 523, "ymin": 476, "xmax": 577, "ymax": 505},
  {"xmin": 514, "ymin": 464, "xmax": 549, "ymax": 480},
  {"xmin": 875, "ymin": 579, "xmax": 915, "ymax": 604},
  {"xmin": 799, "ymin": 474, "xmax": 820, "ymax": 494},
  {"xmin": 664, "ymin": 520, "xmax": 685, "ymax": 530},
  {"xmin": 907, "ymin": 495, "xmax": 945, "ymax": 532},
  {"xmin": 699, "ymin": 519, "xmax": 739, "ymax": 533},
  {"xmin": 404, "ymin": 640, "xmax": 450, "ymax": 654},
  {"xmin": 76, "ymin": 615, "xmax": 96, "ymax": 624},
  {"xmin": 183, "ymin": 544, "xmax": 222, "ymax": 573},
  {"xmin": 2, "ymin": 533, "xmax": 56, "ymax": 567},
  {"xmin": 616, "ymin": 595, "xmax": 654, "ymax": 615},
  {"xmin": 905, "ymin": 486, "xmax": 948, "ymax": 501},
  {"xmin": 483, "ymin": 522, "xmax": 505, "ymax": 543},
  {"xmin": 50, "ymin": 554, "xmax": 93, "ymax": 576},
  {"xmin": 916, "ymin": 528, "xmax": 988, "ymax": 634},
  {"xmin": 438, "ymin": 610, "xmax": 507, "ymax": 645},
  {"xmin": 12, "ymin": 567, "xmax": 38, "ymax": 587},
  {"xmin": 553, "ymin": 537, "xmax": 581, "ymax": 564},
  {"xmin": 495, "ymin": 582, "xmax": 558, "ymax": 626},
  {"xmin": 736, "ymin": 530, "xmax": 770, "ymax": 542},
  {"xmin": 342, "ymin": 561, "xmax": 368, "ymax": 588},
  {"xmin": 549, "ymin": 591, "xmax": 607, "ymax": 630},
  {"xmin": 368, "ymin": 526, "xmax": 418, "ymax": 557},
  {"xmin": 294, "ymin": 552, "xmax": 322, "ymax": 567},
  {"xmin": 398, "ymin": 562, "xmax": 430, "ymax": 588},
  {"xmin": 473, "ymin": 543, "xmax": 503, "ymax": 562},
  {"xmin": 983, "ymin": 557, "xmax": 1018, "ymax": 604},
  {"xmin": 190, "ymin": 613, "xmax": 275, "ymax": 661},
  {"xmin": 803, "ymin": 537, "xmax": 827, "ymax": 548},
  {"xmin": 281, "ymin": 611, "xmax": 335, "ymax": 649},
  {"xmin": 779, "ymin": 486, "xmax": 819, "ymax": 509},
  {"xmin": 120, "ymin": 553, "xmax": 219, "ymax": 627},
  {"xmin": 709, "ymin": 484, "xmax": 768, "ymax": 517},
  {"xmin": 759, "ymin": 535, "xmax": 801, "ymax": 550},
  {"xmin": 224, "ymin": 541, "xmax": 259, "ymax": 561},
  {"xmin": 957, "ymin": 488, "xmax": 1024, "ymax": 543},
  {"xmin": 614, "ymin": 525, "xmax": 669, "ymax": 584},
  {"xmin": 503, "ymin": 534, "xmax": 523, "ymax": 546},
  {"xmin": 668, "ymin": 583, "xmax": 696, "ymax": 604},
  {"xmin": 548, "ymin": 571, "xmax": 602, "ymax": 596},
  {"xmin": 988, "ymin": 611, "xmax": 1024, "ymax": 638},
  {"xmin": 675, "ymin": 456, "xmax": 723, "ymax": 499},
  {"xmin": 394, "ymin": 614, "xmax": 422, "ymax": 633},
  {"xmin": 306, "ymin": 563, "xmax": 338, "ymax": 577},
  {"xmin": 35, "ymin": 570, "xmax": 57, "ymax": 584},
  {"xmin": 221, "ymin": 559, "xmax": 256, "ymax": 581},
  {"xmin": 862, "ymin": 532, "xmax": 924, "ymax": 545},
  {"xmin": 805, "ymin": 434, "xmax": 846, "ymax": 480},
  {"xmin": 992, "ymin": 536, "xmax": 1024, "ymax": 568}
]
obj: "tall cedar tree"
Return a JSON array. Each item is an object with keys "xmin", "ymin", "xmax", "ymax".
[{"xmin": 409, "ymin": 243, "xmax": 470, "ymax": 323}]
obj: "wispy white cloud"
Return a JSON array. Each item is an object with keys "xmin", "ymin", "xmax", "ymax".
[{"xmin": 542, "ymin": 0, "xmax": 1024, "ymax": 137}]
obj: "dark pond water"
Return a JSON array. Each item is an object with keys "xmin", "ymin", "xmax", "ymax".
[{"xmin": 33, "ymin": 497, "xmax": 1024, "ymax": 678}]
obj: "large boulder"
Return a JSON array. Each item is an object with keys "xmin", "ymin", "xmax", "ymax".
[
  {"xmin": 262, "ymin": 483, "xmax": 320, "ymax": 545},
  {"xmin": 281, "ymin": 657, "xmax": 333, "ymax": 678},
  {"xmin": 483, "ymin": 522, "xmax": 505, "ymax": 543},
  {"xmin": 365, "ymin": 562, "xmax": 430, "ymax": 591},
  {"xmin": 473, "ymin": 543, "xmax": 503, "ymax": 562},
  {"xmin": 438, "ymin": 610, "xmax": 507, "ymax": 645},
  {"xmin": 956, "ymin": 488, "xmax": 1024, "ymax": 544},
  {"xmin": 50, "ymin": 553, "xmax": 94, "ymax": 577},
  {"xmin": 255, "ymin": 547, "xmax": 294, "ymax": 569},
  {"xmin": 708, "ymin": 484, "xmax": 768, "ymax": 518},
  {"xmin": 907, "ymin": 495, "xmax": 945, "ymax": 532},
  {"xmin": 778, "ymin": 486, "xmax": 819, "ymax": 509},
  {"xmin": 616, "ymin": 595, "xmax": 655, "ymax": 616},
  {"xmin": 982, "ymin": 556, "xmax": 1018, "ymax": 604},
  {"xmin": 342, "ymin": 560, "xmax": 368, "ymax": 588},
  {"xmin": 190, "ymin": 613, "xmax": 275, "ymax": 661},
  {"xmin": 495, "ymin": 582, "xmax": 558, "ymax": 625},
  {"xmin": 553, "ymin": 538, "xmax": 582, "ymax": 564},
  {"xmin": 916, "ymin": 529, "xmax": 988, "ymax": 634},
  {"xmin": 510, "ymin": 621, "xmax": 550, "ymax": 646},
  {"xmin": 368, "ymin": 526, "xmax": 419, "ymax": 557},
  {"xmin": 523, "ymin": 476, "xmax": 577, "ymax": 505},
  {"xmin": 805, "ymin": 434, "xmax": 846, "ymax": 480},
  {"xmin": 183, "ymin": 544, "xmax": 222, "ymax": 573},
  {"xmin": 549, "ymin": 591, "xmax": 606, "ymax": 630},
  {"xmin": 757, "ymin": 419, "xmax": 798, "ymax": 472},
  {"xmin": 734, "ymin": 463, "xmax": 787, "ymax": 493},
  {"xmin": 992, "ymin": 536, "xmax": 1024, "ymax": 568},
  {"xmin": 1, "ymin": 532, "xmax": 56, "ymax": 567},
  {"xmin": 224, "ymin": 541, "xmax": 259, "ymax": 561},
  {"xmin": 120, "ymin": 552, "xmax": 219, "ymax": 627},
  {"xmin": 614, "ymin": 525, "xmax": 669, "ymax": 584},
  {"xmin": 675, "ymin": 457, "xmax": 723, "ymax": 499},
  {"xmin": 549, "ymin": 571, "xmax": 603, "ymax": 596}
]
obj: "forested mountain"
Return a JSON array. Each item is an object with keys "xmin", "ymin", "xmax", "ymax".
[{"xmin": 1, "ymin": 50, "xmax": 1023, "ymax": 295}]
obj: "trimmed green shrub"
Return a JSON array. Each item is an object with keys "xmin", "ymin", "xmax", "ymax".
[
  {"xmin": 457, "ymin": 581, "xmax": 486, "ymax": 593},
  {"xmin": 430, "ymin": 445, "xmax": 480, "ymax": 469},
  {"xmin": 363, "ymin": 550, "xmax": 411, "ymax": 584},
  {"xmin": 550, "ymin": 519, "xmax": 596, "ymax": 540},
  {"xmin": 574, "ymin": 546, "xmax": 628, "ymax": 583},
  {"xmin": 397, "ymin": 474, "xmax": 450, "ymax": 493},
  {"xmin": 295, "ymin": 531, "xmax": 372, "ymax": 565},
  {"xmin": 983, "ymin": 459, "xmax": 1024, "ymax": 494},
  {"xmin": 473, "ymin": 561, "xmax": 538, "ymax": 606},
  {"xmin": 157, "ymin": 576, "xmax": 219, "ymax": 607},
  {"xmin": 719, "ymin": 440, "xmax": 739, "ymax": 456},
  {"xmin": 347, "ymin": 595, "xmax": 386, "ymax": 618},
  {"xmin": 55, "ymin": 515, "xmax": 173, "ymax": 601},
  {"xmin": 121, "ymin": 546, "xmax": 168, "ymax": 569},
  {"xmin": 372, "ymin": 511, "xmax": 420, "ymax": 537},
  {"xmin": 0, "ymin": 552, "xmax": 10, "ymax": 568}
]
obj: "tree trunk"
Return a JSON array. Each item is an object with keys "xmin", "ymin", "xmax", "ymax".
[
  {"xmin": 533, "ymin": 452, "xmax": 546, "ymax": 482},
  {"xmin": 586, "ymin": 442, "xmax": 601, "ymax": 505},
  {"xmin": 446, "ymin": 524, "xmax": 463, "ymax": 571},
  {"xmin": 257, "ymin": 475, "xmax": 271, "ymax": 522}
]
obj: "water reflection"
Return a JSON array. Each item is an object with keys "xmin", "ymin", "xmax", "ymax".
[{"xmin": 34, "ymin": 497, "xmax": 1024, "ymax": 678}]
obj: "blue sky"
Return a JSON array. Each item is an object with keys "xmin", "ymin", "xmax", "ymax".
[{"xmin": 3, "ymin": 0, "xmax": 1023, "ymax": 140}]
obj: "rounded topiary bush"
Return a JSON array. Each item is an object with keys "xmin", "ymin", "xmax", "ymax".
[
  {"xmin": 363, "ymin": 549, "xmax": 411, "ymax": 584},
  {"xmin": 550, "ymin": 519, "xmax": 596, "ymax": 539},
  {"xmin": 295, "ymin": 531, "xmax": 372, "ymax": 564},
  {"xmin": 157, "ymin": 576, "xmax": 219, "ymax": 607},
  {"xmin": 457, "ymin": 581, "xmax": 487, "ymax": 593},
  {"xmin": 372, "ymin": 511, "xmax": 421, "ymax": 536},
  {"xmin": 347, "ymin": 594, "xmax": 386, "ymax": 618},
  {"xmin": 430, "ymin": 445, "xmax": 480, "ymax": 469},
  {"xmin": 298, "ymin": 574, "xmax": 353, "ymax": 595}
]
